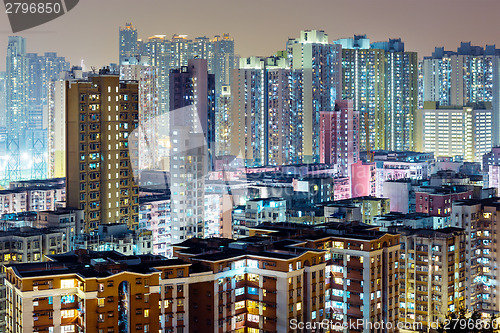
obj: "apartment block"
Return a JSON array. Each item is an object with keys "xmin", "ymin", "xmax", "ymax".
[
  {"xmin": 398, "ymin": 228, "xmax": 466, "ymax": 330},
  {"xmin": 232, "ymin": 197, "xmax": 286, "ymax": 237},
  {"xmin": 351, "ymin": 160, "xmax": 376, "ymax": 197},
  {"xmin": 73, "ymin": 226, "xmax": 152, "ymax": 256},
  {"xmin": 452, "ymin": 198, "xmax": 500, "ymax": 314},
  {"xmin": 6, "ymin": 222, "xmax": 400, "ymax": 333},
  {"xmin": 65, "ymin": 71, "xmax": 139, "ymax": 231},
  {"xmin": 319, "ymin": 100, "xmax": 360, "ymax": 177},
  {"xmin": 0, "ymin": 184, "xmax": 65, "ymax": 215},
  {"xmin": 139, "ymin": 194, "xmax": 171, "ymax": 258},
  {"xmin": 415, "ymin": 102, "xmax": 493, "ymax": 162},
  {"xmin": 0, "ymin": 227, "xmax": 70, "ymax": 332}
]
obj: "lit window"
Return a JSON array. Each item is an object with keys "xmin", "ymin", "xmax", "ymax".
[
  {"xmin": 61, "ymin": 325, "xmax": 75, "ymax": 333},
  {"xmin": 247, "ymin": 314, "xmax": 259, "ymax": 323},
  {"xmin": 61, "ymin": 310, "xmax": 75, "ymax": 319},
  {"xmin": 61, "ymin": 280, "xmax": 76, "ymax": 288},
  {"xmin": 235, "ymin": 288, "xmax": 244, "ymax": 296},
  {"xmin": 235, "ymin": 301, "xmax": 245, "ymax": 310}
]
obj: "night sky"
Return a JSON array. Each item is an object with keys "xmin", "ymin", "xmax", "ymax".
[{"xmin": 0, "ymin": 0, "xmax": 499, "ymax": 70}]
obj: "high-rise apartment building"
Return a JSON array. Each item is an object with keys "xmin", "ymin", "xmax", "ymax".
[
  {"xmin": 167, "ymin": 59, "xmax": 214, "ymax": 247},
  {"xmin": 169, "ymin": 58, "xmax": 216, "ymax": 162},
  {"xmin": 288, "ymin": 30, "xmax": 342, "ymax": 163},
  {"xmin": 231, "ymin": 56, "xmax": 266, "ymax": 166},
  {"xmin": 415, "ymin": 101, "xmax": 493, "ymax": 162},
  {"xmin": 65, "ymin": 71, "xmax": 139, "ymax": 232},
  {"xmin": 26, "ymin": 52, "xmax": 69, "ymax": 129},
  {"xmin": 5, "ymin": 36, "xmax": 28, "ymax": 183},
  {"xmin": 120, "ymin": 55, "xmax": 160, "ymax": 172},
  {"xmin": 48, "ymin": 67, "xmax": 86, "ymax": 179},
  {"xmin": 211, "ymin": 34, "xmax": 236, "ymax": 97},
  {"xmin": 119, "ymin": 23, "xmax": 138, "ymax": 64},
  {"xmin": 231, "ymin": 56, "xmax": 302, "ymax": 166},
  {"xmin": 398, "ymin": 228, "xmax": 466, "ymax": 329},
  {"xmin": 0, "ymin": 72, "xmax": 6, "ymax": 129},
  {"xmin": 142, "ymin": 31, "xmax": 235, "ymax": 115},
  {"xmin": 372, "ymin": 39, "xmax": 418, "ymax": 151},
  {"xmin": 335, "ymin": 36, "xmax": 418, "ymax": 151},
  {"xmin": 335, "ymin": 35, "xmax": 386, "ymax": 151},
  {"xmin": 5, "ymin": 37, "xmax": 69, "ymax": 183},
  {"xmin": 319, "ymin": 99, "xmax": 359, "ymax": 177},
  {"xmin": 452, "ymin": 198, "xmax": 500, "ymax": 314},
  {"xmin": 422, "ymin": 43, "xmax": 500, "ymax": 144},
  {"xmin": 143, "ymin": 35, "xmax": 171, "ymax": 114},
  {"xmin": 216, "ymin": 85, "xmax": 231, "ymax": 156}
]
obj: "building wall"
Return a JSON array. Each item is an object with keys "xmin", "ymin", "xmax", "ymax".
[
  {"xmin": 319, "ymin": 100, "xmax": 359, "ymax": 177},
  {"xmin": 66, "ymin": 75, "xmax": 139, "ymax": 231},
  {"xmin": 399, "ymin": 230, "xmax": 466, "ymax": 328},
  {"xmin": 416, "ymin": 191, "xmax": 473, "ymax": 217},
  {"xmin": 351, "ymin": 160, "xmax": 376, "ymax": 198}
]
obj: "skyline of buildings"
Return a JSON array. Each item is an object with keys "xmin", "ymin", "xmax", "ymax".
[{"xmin": 2, "ymin": 22, "xmax": 500, "ymax": 333}]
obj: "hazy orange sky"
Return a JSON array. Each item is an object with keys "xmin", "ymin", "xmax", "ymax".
[{"xmin": 1, "ymin": 0, "xmax": 500, "ymax": 70}]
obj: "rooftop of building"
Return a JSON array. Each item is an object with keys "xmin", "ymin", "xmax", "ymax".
[
  {"xmin": 422, "ymin": 101, "xmax": 492, "ymax": 110},
  {"xmin": 7, "ymin": 220, "xmax": 401, "ymax": 279},
  {"xmin": 0, "ymin": 211, "xmax": 38, "ymax": 220},
  {"xmin": 7, "ymin": 250, "xmax": 186, "ymax": 278},
  {"xmin": 416, "ymin": 185, "xmax": 473, "ymax": 195},
  {"xmin": 38, "ymin": 207, "xmax": 81, "ymax": 215},
  {"xmin": 362, "ymin": 150, "xmax": 434, "ymax": 162},
  {"xmin": 320, "ymin": 196, "xmax": 388, "ymax": 207},
  {"xmin": 375, "ymin": 212, "xmax": 431, "ymax": 221},
  {"xmin": 139, "ymin": 194, "xmax": 171, "ymax": 204},
  {"xmin": 396, "ymin": 227, "xmax": 465, "ymax": 237},
  {"xmin": 247, "ymin": 197, "xmax": 285, "ymax": 203},
  {"xmin": 0, "ymin": 226, "xmax": 65, "ymax": 238},
  {"xmin": 0, "ymin": 184, "xmax": 65, "ymax": 195},
  {"xmin": 9, "ymin": 177, "xmax": 64, "ymax": 187},
  {"xmin": 453, "ymin": 197, "xmax": 500, "ymax": 207}
]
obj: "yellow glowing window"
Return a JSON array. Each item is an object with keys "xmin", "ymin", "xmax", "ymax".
[
  {"xmin": 296, "ymin": 302, "xmax": 302, "ymax": 311},
  {"xmin": 164, "ymin": 300, "xmax": 169, "ymax": 309},
  {"xmin": 144, "ymin": 309, "xmax": 149, "ymax": 318},
  {"xmin": 247, "ymin": 300, "xmax": 258, "ymax": 309},
  {"xmin": 248, "ymin": 329, "xmax": 259, "ymax": 333},
  {"xmin": 97, "ymin": 298, "xmax": 104, "ymax": 307},
  {"xmin": 3, "ymin": 254, "xmax": 10, "ymax": 261},
  {"xmin": 247, "ymin": 274, "xmax": 259, "ymax": 282},
  {"xmin": 61, "ymin": 310, "xmax": 75, "ymax": 318},
  {"xmin": 333, "ymin": 242, "xmax": 344, "ymax": 249},
  {"xmin": 61, "ymin": 279, "xmax": 76, "ymax": 288},
  {"xmin": 235, "ymin": 301, "xmax": 245, "ymax": 310}
]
